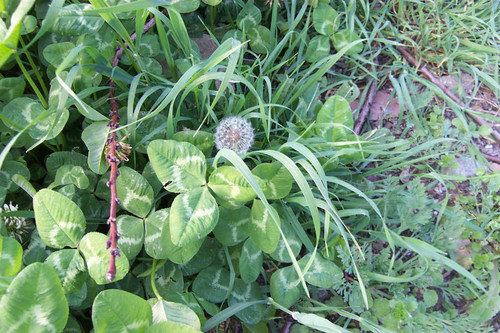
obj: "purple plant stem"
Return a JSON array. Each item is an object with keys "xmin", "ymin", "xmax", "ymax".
[{"xmin": 105, "ymin": 11, "xmax": 166, "ymax": 281}]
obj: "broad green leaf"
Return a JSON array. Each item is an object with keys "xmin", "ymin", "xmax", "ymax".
[
  {"xmin": 228, "ymin": 279, "xmax": 265, "ymax": 325},
  {"xmin": 0, "ymin": 160, "xmax": 30, "ymax": 192},
  {"xmin": 178, "ymin": 237, "xmax": 219, "ymax": 276},
  {"xmin": 251, "ymin": 162, "xmax": 292, "ymax": 200},
  {"xmin": 0, "ymin": 262, "xmax": 68, "ymax": 333},
  {"xmin": 92, "ymin": 289, "xmax": 152, "ymax": 333},
  {"xmin": 298, "ymin": 253, "xmax": 342, "ymax": 288},
  {"xmin": 143, "ymin": 162, "xmax": 163, "ymax": 195},
  {"xmin": 331, "ymin": 29, "xmax": 363, "ymax": 54},
  {"xmin": 313, "ymin": 3, "xmax": 339, "ymax": 36},
  {"xmin": 115, "ymin": 215, "xmax": 144, "ymax": 260},
  {"xmin": 202, "ymin": 0, "xmax": 222, "ymax": 5},
  {"xmin": 152, "ymin": 299, "xmax": 201, "ymax": 330},
  {"xmin": 192, "ymin": 266, "xmax": 231, "ymax": 303},
  {"xmin": 81, "ymin": 121, "xmax": 109, "ymax": 174},
  {"xmin": 22, "ymin": 229, "xmax": 49, "ymax": 265},
  {"xmin": 50, "ymin": 4, "xmax": 104, "ymax": 36},
  {"xmin": 208, "ymin": 166, "xmax": 257, "ymax": 208},
  {"xmin": 54, "ymin": 165, "xmax": 89, "ymax": 189},
  {"xmin": 165, "ymin": 292, "xmax": 205, "ymax": 324},
  {"xmin": 79, "ymin": 232, "xmax": 129, "ymax": 285},
  {"xmin": 147, "ymin": 322, "xmax": 200, "ymax": 333},
  {"xmin": 0, "ymin": 236, "xmax": 22, "ymax": 276},
  {"xmin": 248, "ymin": 25, "xmax": 271, "ymax": 54},
  {"xmin": 0, "ymin": 77, "xmax": 25, "ymax": 102},
  {"xmin": 137, "ymin": 34, "xmax": 161, "ymax": 57},
  {"xmin": 169, "ymin": 187, "xmax": 219, "ymax": 247},
  {"xmin": 144, "ymin": 209, "xmax": 204, "ymax": 264},
  {"xmin": 270, "ymin": 265, "xmax": 303, "ymax": 309},
  {"xmin": 316, "ymin": 95, "xmax": 353, "ymax": 142},
  {"xmin": 305, "ymin": 35, "xmax": 331, "ymax": 63},
  {"xmin": 116, "ymin": 166, "xmax": 154, "ymax": 217},
  {"xmin": 172, "ymin": 130, "xmax": 214, "ymax": 157},
  {"xmin": 222, "ymin": 29, "xmax": 244, "ymax": 43},
  {"xmin": 42, "ymin": 42, "xmax": 77, "ymax": 67},
  {"xmin": 239, "ymin": 238, "xmax": 262, "ymax": 284},
  {"xmin": 236, "ymin": 1, "xmax": 261, "ymax": 31},
  {"xmin": 168, "ymin": 0, "xmax": 200, "ymax": 13},
  {"xmin": 147, "ymin": 140, "xmax": 206, "ymax": 193},
  {"xmin": 63, "ymin": 315, "xmax": 84, "ymax": 333},
  {"xmin": 269, "ymin": 217, "xmax": 302, "ymax": 263},
  {"xmin": 247, "ymin": 200, "xmax": 280, "ymax": 253},
  {"xmin": 45, "ymin": 151, "xmax": 87, "ymax": 178},
  {"xmin": 145, "ymin": 261, "xmax": 183, "ymax": 298},
  {"xmin": 1, "ymin": 97, "xmax": 68, "ymax": 140},
  {"xmin": 20, "ymin": 15, "xmax": 37, "ymax": 34},
  {"xmin": 33, "ymin": 189, "xmax": 86, "ymax": 248},
  {"xmin": 212, "ymin": 206, "xmax": 250, "ymax": 246},
  {"xmin": 44, "ymin": 249, "xmax": 86, "ymax": 294},
  {"xmin": 292, "ymin": 312, "xmax": 350, "ymax": 333}
]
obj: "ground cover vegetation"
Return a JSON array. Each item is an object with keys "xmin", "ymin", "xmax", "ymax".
[{"xmin": 0, "ymin": 0, "xmax": 498, "ymax": 332}]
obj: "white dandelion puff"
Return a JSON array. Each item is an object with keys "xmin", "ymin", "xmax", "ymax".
[{"xmin": 214, "ymin": 116, "xmax": 255, "ymax": 154}]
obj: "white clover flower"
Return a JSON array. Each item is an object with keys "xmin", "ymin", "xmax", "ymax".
[
  {"xmin": 1, "ymin": 202, "xmax": 30, "ymax": 243},
  {"xmin": 214, "ymin": 116, "xmax": 255, "ymax": 154}
]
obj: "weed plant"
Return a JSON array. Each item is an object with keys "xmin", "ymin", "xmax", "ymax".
[{"xmin": 0, "ymin": 0, "xmax": 498, "ymax": 332}]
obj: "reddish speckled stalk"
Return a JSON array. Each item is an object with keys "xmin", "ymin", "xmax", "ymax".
[{"xmin": 104, "ymin": 10, "xmax": 167, "ymax": 281}]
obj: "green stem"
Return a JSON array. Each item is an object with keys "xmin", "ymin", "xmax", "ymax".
[
  {"xmin": 19, "ymin": 37, "xmax": 49, "ymax": 98},
  {"xmin": 267, "ymin": 298, "xmax": 293, "ymax": 315},
  {"xmin": 15, "ymin": 57, "xmax": 48, "ymax": 109},
  {"xmin": 209, "ymin": 5, "xmax": 216, "ymax": 31},
  {"xmin": 151, "ymin": 259, "xmax": 162, "ymax": 300}
]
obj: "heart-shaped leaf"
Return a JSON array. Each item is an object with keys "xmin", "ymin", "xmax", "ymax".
[
  {"xmin": 147, "ymin": 140, "xmax": 206, "ymax": 193},
  {"xmin": 44, "ymin": 249, "xmax": 86, "ymax": 294},
  {"xmin": 305, "ymin": 35, "xmax": 331, "ymax": 63},
  {"xmin": 0, "ymin": 236, "xmax": 23, "ymax": 276},
  {"xmin": 152, "ymin": 299, "xmax": 201, "ymax": 330},
  {"xmin": 270, "ymin": 265, "xmax": 303, "ymax": 309},
  {"xmin": 54, "ymin": 165, "xmax": 89, "ymax": 189},
  {"xmin": 228, "ymin": 279, "xmax": 266, "ymax": 325},
  {"xmin": 115, "ymin": 215, "xmax": 144, "ymax": 260},
  {"xmin": 116, "ymin": 167, "xmax": 154, "ymax": 218},
  {"xmin": 92, "ymin": 289, "xmax": 152, "ymax": 333},
  {"xmin": 79, "ymin": 232, "xmax": 129, "ymax": 285},
  {"xmin": 248, "ymin": 25, "xmax": 271, "ymax": 54},
  {"xmin": 33, "ymin": 189, "xmax": 86, "ymax": 248},
  {"xmin": 192, "ymin": 266, "xmax": 231, "ymax": 303},
  {"xmin": 0, "ymin": 263, "xmax": 68, "ymax": 332},
  {"xmin": 81, "ymin": 121, "xmax": 109, "ymax": 174},
  {"xmin": 251, "ymin": 162, "xmax": 293, "ymax": 200},
  {"xmin": 169, "ymin": 187, "xmax": 219, "ymax": 247},
  {"xmin": 144, "ymin": 209, "xmax": 204, "ymax": 264},
  {"xmin": 247, "ymin": 200, "xmax": 280, "ymax": 253},
  {"xmin": 236, "ymin": 2, "xmax": 261, "ymax": 31},
  {"xmin": 212, "ymin": 206, "xmax": 250, "ymax": 246},
  {"xmin": 331, "ymin": 29, "xmax": 364, "ymax": 54},
  {"xmin": 172, "ymin": 130, "xmax": 214, "ymax": 157},
  {"xmin": 239, "ymin": 238, "xmax": 262, "ymax": 284},
  {"xmin": 299, "ymin": 253, "xmax": 343, "ymax": 288},
  {"xmin": 313, "ymin": 3, "xmax": 339, "ymax": 36},
  {"xmin": 208, "ymin": 166, "xmax": 257, "ymax": 208},
  {"xmin": 316, "ymin": 95, "xmax": 353, "ymax": 142}
]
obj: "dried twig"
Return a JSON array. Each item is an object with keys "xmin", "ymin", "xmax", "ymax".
[
  {"xmin": 397, "ymin": 46, "xmax": 500, "ymax": 143},
  {"xmin": 354, "ymin": 72, "xmax": 378, "ymax": 135},
  {"xmin": 483, "ymin": 154, "xmax": 500, "ymax": 164},
  {"xmin": 105, "ymin": 13, "xmax": 163, "ymax": 282}
]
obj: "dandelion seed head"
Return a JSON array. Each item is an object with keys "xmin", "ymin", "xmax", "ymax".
[{"xmin": 214, "ymin": 116, "xmax": 255, "ymax": 154}]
